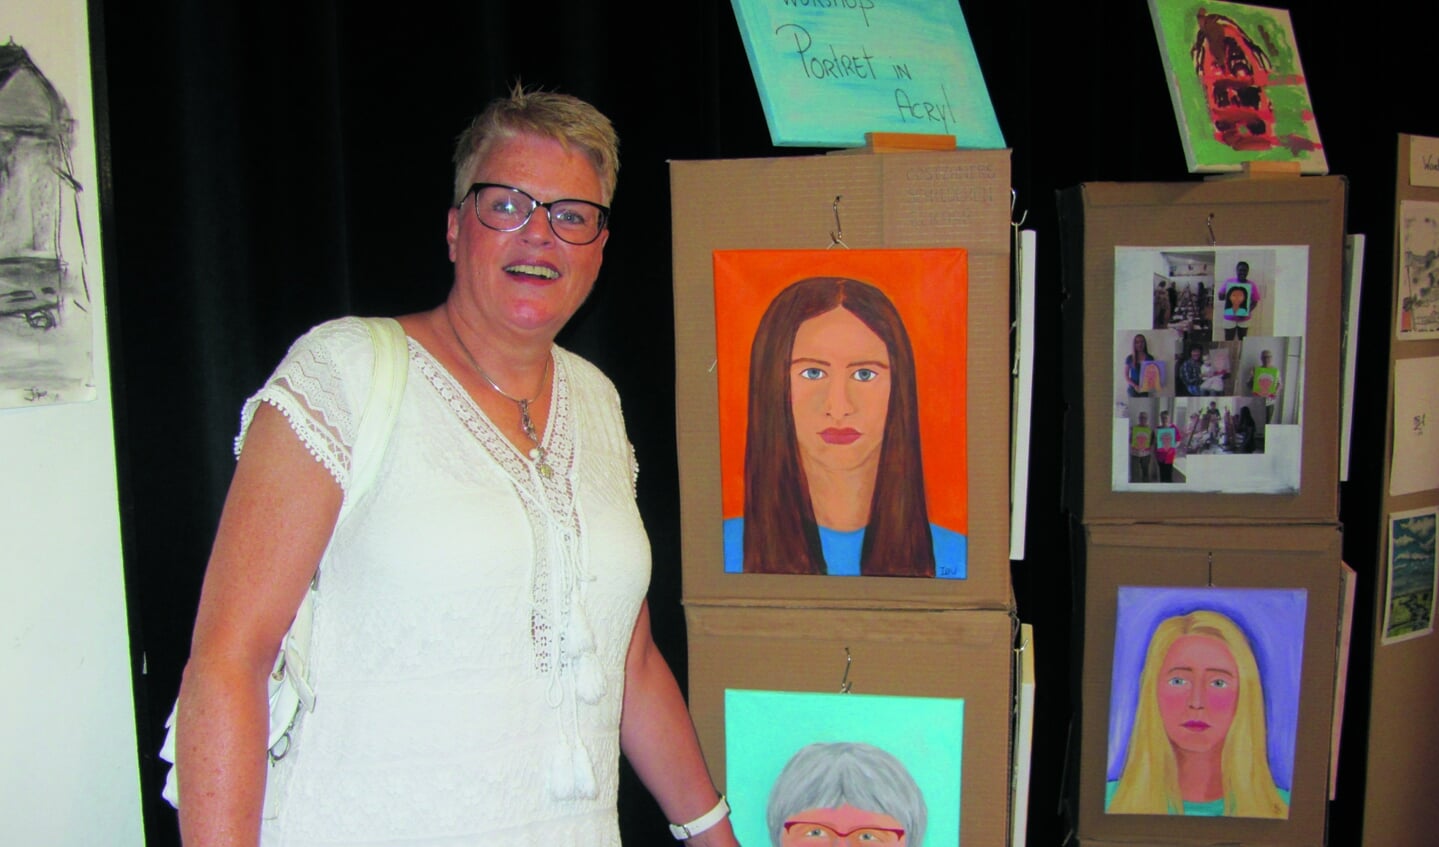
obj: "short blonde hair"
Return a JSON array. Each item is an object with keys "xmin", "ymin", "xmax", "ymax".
[
  {"xmin": 1108, "ymin": 610, "xmax": 1289, "ymax": 817},
  {"xmin": 452, "ymin": 84, "xmax": 619, "ymax": 205}
]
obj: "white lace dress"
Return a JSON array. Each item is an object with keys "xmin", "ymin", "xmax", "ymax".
[{"xmin": 241, "ymin": 318, "xmax": 650, "ymax": 846}]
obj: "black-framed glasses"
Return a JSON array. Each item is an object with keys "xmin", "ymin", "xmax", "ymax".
[{"xmin": 461, "ymin": 182, "xmax": 610, "ymax": 245}]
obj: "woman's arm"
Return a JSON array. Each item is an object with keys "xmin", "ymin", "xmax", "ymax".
[
  {"xmin": 176, "ymin": 403, "xmax": 344, "ymax": 846},
  {"xmin": 620, "ymin": 601, "xmax": 739, "ymax": 847}
]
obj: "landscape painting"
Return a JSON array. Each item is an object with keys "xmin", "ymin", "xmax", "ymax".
[{"xmin": 1383, "ymin": 507, "xmax": 1437, "ymax": 645}]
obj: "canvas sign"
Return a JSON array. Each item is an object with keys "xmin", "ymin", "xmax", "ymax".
[{"xmin": 728, "ymin": 0, "xmax": 1004, "ymax": 148}]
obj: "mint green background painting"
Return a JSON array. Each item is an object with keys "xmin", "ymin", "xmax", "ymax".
[
  {"xmin": 1147, "ymin": 0, "xmax": 1326, "ymax": 173},
  {"xmin": 729, "ymin": 0, "xmax": 1003, "ymax": 149},
  {"xmin": 725, "ymin": 689, "xmax": 964, "ymax": 846}
]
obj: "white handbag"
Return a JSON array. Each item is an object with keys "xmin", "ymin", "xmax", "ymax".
[{"xmin": 159, "ymin": 317, "xmax": 408, "ymax": 808}]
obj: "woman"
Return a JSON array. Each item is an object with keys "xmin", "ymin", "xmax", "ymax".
[
  {"xmin": 767, "ymin": 742, "xmax": 926, "ymax": 846},
  {"xmin": 1106, "ymin": 611, "xmax": 1290, "ymax": 818},
  {"xmin": 1128, "ymin": 410, "xmax": 1154, "ymax": 483},
  {"xmin": 723, "ymin": 277, "xmax": 966, "ymax": 577},
  {"xmin": 1123, "ymin": 333, "xmax": 1155, "ymax": 397},
  {"xmin": 1153, "ymin": 410, "xmax": 1178, "ymax": 483},
  {"xmin": 175, "ymin": 88, "xmax": 736, "ymax": 845},
  {"xmin": 1234, "ymin": 406, "xmax": 1258, "ymax": 453}
]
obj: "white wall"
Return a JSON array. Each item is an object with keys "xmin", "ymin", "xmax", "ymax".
[
  {"xmin": 0, "ymin": 2, "xmax": 145, "ymax": 843},
  {"xmin": 1, "ymin": 400, "xmax": 144, "ymax": 845}
]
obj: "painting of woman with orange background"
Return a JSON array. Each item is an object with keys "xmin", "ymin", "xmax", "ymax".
[{"xmin": 713, "ymin": 250, "xmax": 968, "ymax": 579}]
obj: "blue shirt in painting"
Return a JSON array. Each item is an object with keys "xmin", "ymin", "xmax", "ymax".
[
  {"xmin": 1103, "ymin": 779, "xmax": 1290, "ymax": 815},
  {"xmin": 721, "ymin": 517, "xmax": 967, "ymax": 578}
]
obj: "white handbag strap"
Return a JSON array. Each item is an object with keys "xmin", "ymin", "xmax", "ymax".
[
  {"xmin": 280, "ymin": 316, "xmax": 408, "ymax": 712},
  {"xmin": 343, "ymin": 317, "xmax": 409, "ymax": 520}
]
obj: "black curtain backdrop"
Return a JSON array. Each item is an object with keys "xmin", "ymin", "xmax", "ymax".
[{"xmin": 95, "ymin": 2, "xmax": 1432, "ymax": 844}]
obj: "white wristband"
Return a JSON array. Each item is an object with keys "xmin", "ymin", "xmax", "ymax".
[{"xmin": 669, "ymin": 795, "xmax": 730, "ymax": 840}]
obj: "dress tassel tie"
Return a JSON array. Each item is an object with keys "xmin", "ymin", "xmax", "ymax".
[
  {"xmin": 565, "ymin": 604, "xmax": 606, "ymax": 704},
  {"xmin": 547, "ymin": 734, "xmax": 598, "ymax": 800}
]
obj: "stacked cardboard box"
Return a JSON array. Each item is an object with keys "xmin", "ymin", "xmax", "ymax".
[
  {"xmin": 671, "ymin": 149, "xmax": 1015, "ymax": 845},
  {"xmin": 1058, "ymin": 178, "xmax": 1348, "ymax": 846},
  {"xmin": 1359, "ymin": 134, "xmax": 1439, "ymax": 846}
]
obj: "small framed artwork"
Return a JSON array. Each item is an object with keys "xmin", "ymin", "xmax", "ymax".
[
  {"xmin": 1397, "ymin": 200, "xmax": 1439, "ymax": 340},
  {"xmin": 1390, "ymin": 356, "xmax": 1439, "ymax": 496},
  {"xmin": 1382, "ymin": 506, "xmax": 1437, "ymax": 645}
]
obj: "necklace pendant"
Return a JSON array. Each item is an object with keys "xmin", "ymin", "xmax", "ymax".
[{"xmin": 530, "ymin": 446, "xmax": 553, "ymax": 478}]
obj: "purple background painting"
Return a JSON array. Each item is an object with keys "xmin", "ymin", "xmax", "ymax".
[{"xmin": 1107, "ymin": 586, "xmax": 1308, "ymax": 790}]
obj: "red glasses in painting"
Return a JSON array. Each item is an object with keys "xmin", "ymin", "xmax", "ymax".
[{"xmin": 782, "ymin": 819, "xmax": 905, "ymax": 845}]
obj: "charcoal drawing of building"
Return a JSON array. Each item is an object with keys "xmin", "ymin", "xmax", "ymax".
[{"xmin": 0, "ymin": 41, "xmax": 77, "ymax": 331}]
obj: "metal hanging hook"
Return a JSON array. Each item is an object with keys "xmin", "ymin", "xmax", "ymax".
[
  {"xmin": 828, "ymin": 195, "xmax": 849, "ymax": 249},
  {"xmin": 1207, "ymin": 551, "xmax": 1215, "ymax": 587},
  {"xmin": 839, "ymin": 646, "xmax": 853, "ymax": 693},
  {"xmin": 1206, "ymin": 213, "xmax": 1217, "ymax": 246}
]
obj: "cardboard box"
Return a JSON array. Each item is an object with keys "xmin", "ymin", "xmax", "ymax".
[
  {"xmin": 685, "ymin": 604, "xmax": 1016, "ymax": 847},
  {"xmin": 1073, "ymin": 523, "xmax": 1342, "ymax": 847},
  {"xmin": 1359, "ymin": 133, "xmax": 1439, "ymax": 847},
  {"xmin": 1058, "ymin": 178, "xmax": 1347, "ymax": 523},
  {"xmin": 670, "ymin": 150, "xmax": 1012, "ymax": 609}
]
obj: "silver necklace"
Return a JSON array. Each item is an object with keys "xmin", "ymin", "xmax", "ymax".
[{"xmin": 446, "ymin": 315, "xmax": 554, "ymax": 478}]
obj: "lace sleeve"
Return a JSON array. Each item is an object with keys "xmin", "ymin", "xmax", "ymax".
[{"xmin": 234, "ymin": 318, "xmax": 375, "ymax": 490}]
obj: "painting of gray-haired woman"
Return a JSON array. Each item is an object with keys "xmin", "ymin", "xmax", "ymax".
[{"xmin": 766, "ymin": 742, "xmax": 927, "ymax": 846}]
